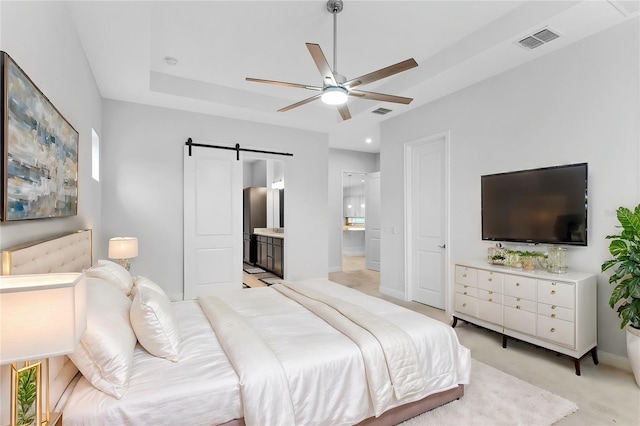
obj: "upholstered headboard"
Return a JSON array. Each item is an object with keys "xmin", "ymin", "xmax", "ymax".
[
  {"xmin": 1, "ymin": 229, "xmax": 93, "ymax": 413},
  {"xmin": 1, "ymin": 229, "xmax": 92, "ymax": 275}
]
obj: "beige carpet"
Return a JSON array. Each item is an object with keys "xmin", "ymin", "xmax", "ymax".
[{"xmin": 401, "ymin": 359, "xmax": 578, "ymax": 425}]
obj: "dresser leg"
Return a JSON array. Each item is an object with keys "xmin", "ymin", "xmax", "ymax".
[
  {"xmin": 574, "ymin": 359, "xmax": 581, "ymax": 376},
  {"xmin": 451, "ymin": 316, "xmax": 458, "ymax": 328},
  {"xmin": 591, "ymin": 347, "xmax": 599, "ymax": 365},
  {"xmin": 502, "ymin": 335, "xmax": 507, "ymax": 348}
]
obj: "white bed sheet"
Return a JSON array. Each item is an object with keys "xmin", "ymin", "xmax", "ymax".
[{"xmin": 62, "ymin": 300, "xmax": 242, "ymax": 426}]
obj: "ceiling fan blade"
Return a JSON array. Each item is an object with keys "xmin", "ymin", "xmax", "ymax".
[
  {"xmin": 278, "ymin": 93, "xmax": 323, "ymax": 112},
  {"xmin": 246, "ymin": 77, "xmax": 322, "ymax": 91},
  {"xmin": 345, "ymin": 58, "xmax": 418, "ymax": 89},
  {"xmin": 349, "ymin": 89, "xmax": 413, "ymax": 105},
  {"xmin": 306, "ymin": 43, "xmax": 337, "ymax": 86},
  {"xmin": 337, "ymin": 104, "xmax": 351, "ymax": 121}
]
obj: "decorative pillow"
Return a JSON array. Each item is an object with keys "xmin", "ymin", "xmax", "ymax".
[
  {"xmin": 130, "ymin": 276, "xmax": 181, "ymax": 362},
  {"xmin": 68, "ymin": 277, "xmax": 137, "ymax": 399},
  {"xmin": 85, "ymin": 259, "xmax": 133, "ymax": 296}
]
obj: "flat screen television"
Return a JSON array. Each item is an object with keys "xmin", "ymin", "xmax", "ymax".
[{"xmin": 481, "ymin": 163, "xmax": 588, "ymax": 246}]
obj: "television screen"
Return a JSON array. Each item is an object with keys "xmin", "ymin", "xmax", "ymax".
[{"xmin": 481, "ymin": 163, "xmax": 588, "ymax": 246}]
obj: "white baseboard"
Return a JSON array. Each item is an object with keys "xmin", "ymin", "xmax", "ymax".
[
  {"xmin": 379, "ymin": 286, "xmax": 406, "ymax": 300},
  {"xmin": 598, "ymin": 350, "xmax": 631, "ymax": 372}
]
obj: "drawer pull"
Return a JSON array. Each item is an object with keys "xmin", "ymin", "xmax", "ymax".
[
  {"xmin": 552, "ymin": 282, "xmax": 557, "ymax": 286},
  {"xmin": 551, "ymin": 314, "xmax": 556, "ymax": 318},
  {"xmin": 489, "ymin": 298, "xmax": 493, "ymax": 302},
  {"xmin": 551, "ymin": 305, "xmax": 556, "ymax": 309},
  {"xmin": 551, "ymin": 290, "xmax": 556, "ymax": 295},
  {"xmin": 517, "ymin": 298, "xmax": 521, "ymax": 301},
  {"xmin": 463, "ymin": 274, "xmax": 467, "ymax": 278},
  {"xmin": 550, "ymin": 328, "xmax": 556, "ymax": 333},
  {"xmin": 463, "ymin": 303, "xmax": 467, "ymax": 307},
  {"xmin": 488, "ymin": 278, "xmax": 493, "ymax": 282},
  {"xmin": 489, "ymin": 291, "xmax": 493, "ymax": 294},
  {"xmin": 464, "ymin": 292, "xmax": 467, "ymax": 295},
  {"xmin": 464, "ymin": 285, "xmax": 469, "ymax": 288},
  {"xmin": 516, "ymin": 282, "xmax": 520, "ymax": 286},
  {"xmin": 516, "ymin": 305, "xmax": 521, "ymax": 309}
]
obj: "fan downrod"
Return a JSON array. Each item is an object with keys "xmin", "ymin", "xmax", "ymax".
[{"xmin": 327, "ymin": 0, "xmax": 343, "ymax": 14}]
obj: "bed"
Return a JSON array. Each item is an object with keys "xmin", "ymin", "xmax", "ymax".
[{"xmin": 2, "ymin": 230, "xmax": 470, "ymax": 425}]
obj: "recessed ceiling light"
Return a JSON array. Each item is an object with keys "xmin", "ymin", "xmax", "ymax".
[
  {"xmin": 365, "ymin": 138, "xmax": 372, "ymax": 143},
  {"xmin": 164, "ymin": 56, "xmax": 178, "ymax": 66}
]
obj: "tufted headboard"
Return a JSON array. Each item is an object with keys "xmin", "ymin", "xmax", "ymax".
[
  {"xmin": 1, "ymin": 229, "xmax": 93, "ymax": 414},
  {"xmin": 2, "ymin": 229, "xmax": 92, "ymax": 275}
]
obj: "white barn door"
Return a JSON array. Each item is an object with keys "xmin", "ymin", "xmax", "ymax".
[
  {"xmin": 365, "ymin": 172, "xmax": 381, "ymax": 271},
  {"xmin": 184, "ymin": 145, "xmax": 242, "ymax": 299}
]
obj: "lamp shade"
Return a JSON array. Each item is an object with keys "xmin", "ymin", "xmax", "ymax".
[
  {"xmin": 108, "ymin": 237, "xmax": 138, "ymax": 259},
  {"xmin": 0, "ymin": 273, "xmax": 87, "ymax": 365}
]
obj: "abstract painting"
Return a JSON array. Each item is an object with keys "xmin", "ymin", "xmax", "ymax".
[{"xmin": 1, "ymin": 51, "xmax": 78, "ymax": 221}]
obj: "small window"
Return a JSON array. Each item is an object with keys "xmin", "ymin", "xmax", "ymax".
[{"xmin": 91, "ymin": 128, "xmax": 100, "ymax": 182}]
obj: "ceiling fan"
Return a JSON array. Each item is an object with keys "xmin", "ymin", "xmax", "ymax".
[{"xmin": 246, "ymin": 0, "xmax": 418, "ymax": 121}]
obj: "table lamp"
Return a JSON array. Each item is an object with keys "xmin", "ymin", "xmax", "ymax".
[
  {"xmin": 0, "ymin": 273, "xmax": 87, "ymax": 426},
  {"xmin": 108, "ymin": 237, "xmax": 138, "ymax": 271}
]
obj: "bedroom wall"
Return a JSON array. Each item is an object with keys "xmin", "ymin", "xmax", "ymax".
[
  {"xmin": 0, "ymin": 1, "xmax": 103, "ymax": 253},
  {"xmin": 328, "ymin": 148, "xmax": 379, "ymax": 272},
  {"xmin": 102, "ymin": 100, "xmax": 329, "ymax": 300},
  {"xmin": 379, "ymin": 19, "xmax": 639, "ymax": 359},
  {"xmin": 0, "ymin": 2, "xmax": 103, "ymax": 425}
]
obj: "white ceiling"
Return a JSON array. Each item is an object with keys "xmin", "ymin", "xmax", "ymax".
[{"xmin": 66, "ymin": 0, "xmax": 639, "ymax": 153}]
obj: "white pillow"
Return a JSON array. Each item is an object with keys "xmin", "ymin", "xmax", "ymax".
[
  {"xmin": 68, "ymin": 277, "xmax": 137, "ymax": 399},
  {"xmin": 130, "ymin": 276, "xmax": 181, "ymax": 362},
  {"xmin": 85, "ymin": 259, "xmax": 133, "ymax": 296}
]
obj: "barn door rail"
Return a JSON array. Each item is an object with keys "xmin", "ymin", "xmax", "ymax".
[{"xmin": 185, "ymin": 138, "xmax": 294, "ymax": 161}]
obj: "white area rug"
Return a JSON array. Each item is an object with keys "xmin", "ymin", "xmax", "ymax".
[
  {"xmin": 402, "ymin": 359, "xmax": 578, "ymax": 425},
  {"xmin": 243, "ymin": 267, "xmax": 266, "ymax": 274}
]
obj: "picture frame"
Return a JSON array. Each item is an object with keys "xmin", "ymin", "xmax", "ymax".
[
  {"xmin": 11, "ymin": 361, "xmax": 42, "ymax": 426},
  {"xmin": 1, "ymin": 51, "xmax": 79, "ymax": 221}
]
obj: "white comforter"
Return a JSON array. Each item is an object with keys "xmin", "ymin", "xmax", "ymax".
[
  {"xmin": 201, "ymin": 278, "xmax": 470, "ymax": 426},
  {"xmin": 61, "ymin": 279, "xmax": 469, "ymax": 426}
]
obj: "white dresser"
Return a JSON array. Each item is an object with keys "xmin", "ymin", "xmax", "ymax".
[{"xmin": 453, "ymin": 261, "xmax": 598, "ymax": 375}]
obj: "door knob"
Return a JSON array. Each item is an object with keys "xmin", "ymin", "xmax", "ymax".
[{"xmin": 438, "ymin": 244, "xmax": 446, "ymax": 249}]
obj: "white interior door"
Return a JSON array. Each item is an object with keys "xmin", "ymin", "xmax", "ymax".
[
  {"xmin": 406, "ymin": 135, "xmax": 447, "ymax": 308},
  {"xmin": 184, "ymin": 145, "xmax": 242, "ymax": 299},
  {"xmin": 366, "ymin": 172, "xmax": 381, "ymax": 271}
]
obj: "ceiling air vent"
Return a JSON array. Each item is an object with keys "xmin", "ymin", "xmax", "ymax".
[
  {"xmin": 517, "ymin": 28, "xmax": 560, "ymax": 50},
  {"xmin": 371, "ymin": 107, "xmax": 392, "ymax": 115}
]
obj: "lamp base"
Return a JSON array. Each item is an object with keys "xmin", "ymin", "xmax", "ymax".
[{"xmin": 116, "ymin": 258, "xmax": 131, "ymax": 271}]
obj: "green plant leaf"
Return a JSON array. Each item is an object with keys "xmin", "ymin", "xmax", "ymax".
[
  {"xmin": 604, "ymin": 204, "xmax": 640, "ymax": 329},
  {"xmin": 609, "ymin": 239, "xmax": 628, "ymax": 257},
  {"xmin": 609, "ymin": 283, "xmax": 630, "ymax": 308}
]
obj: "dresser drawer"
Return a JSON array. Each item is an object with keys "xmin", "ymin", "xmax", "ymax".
[
  {"xmin": 504, "ymin": 306, "xmax": 536, "ymax": 335},
  {"xmin": 455, "ymin": 266, "xmax": 477, "ymax": 287},
  {"xmin": 455, "ymin": 293, "xmax": 478, "ymax": 317},
  {"xmin": 455, "ymin": 283, "xmax": 477, "ymax": 297},
  {"xmin": 478, "ymin": 299, "xmax": 503, "ymax": 325},
  {"xmin": 504, "ymin": 275, "xmax": 536, "ymax": 300},
  {"xmin": 537, "ymin": 280, "xmax": 574, "ymax": 309},
  {"xmin": 537, "ymin": 315, "xmax": 575, "ymax": 348},
  {"xmin": 477, "ymin": 270, "xmax": 503, "ymax": 293},
  {"xmin": 538, "ymin": 303, "xmax": 574, "ymax": 322},
  {"xmin": 477, "ymin": 288, "xmax": 502, "ymax": 304},
  {"xmin": 504, "ymin": 295, "xmax": 536, "ymax": 313}
]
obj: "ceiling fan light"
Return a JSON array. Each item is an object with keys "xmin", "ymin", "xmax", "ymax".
[{"xmin": 321, "ymin": 86, "xmax": 348, "ymax": 105}]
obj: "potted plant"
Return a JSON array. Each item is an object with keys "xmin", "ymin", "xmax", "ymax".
[{"xmin": 601, "ymin": 204, "xmax": 640, "ymax": 387}]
